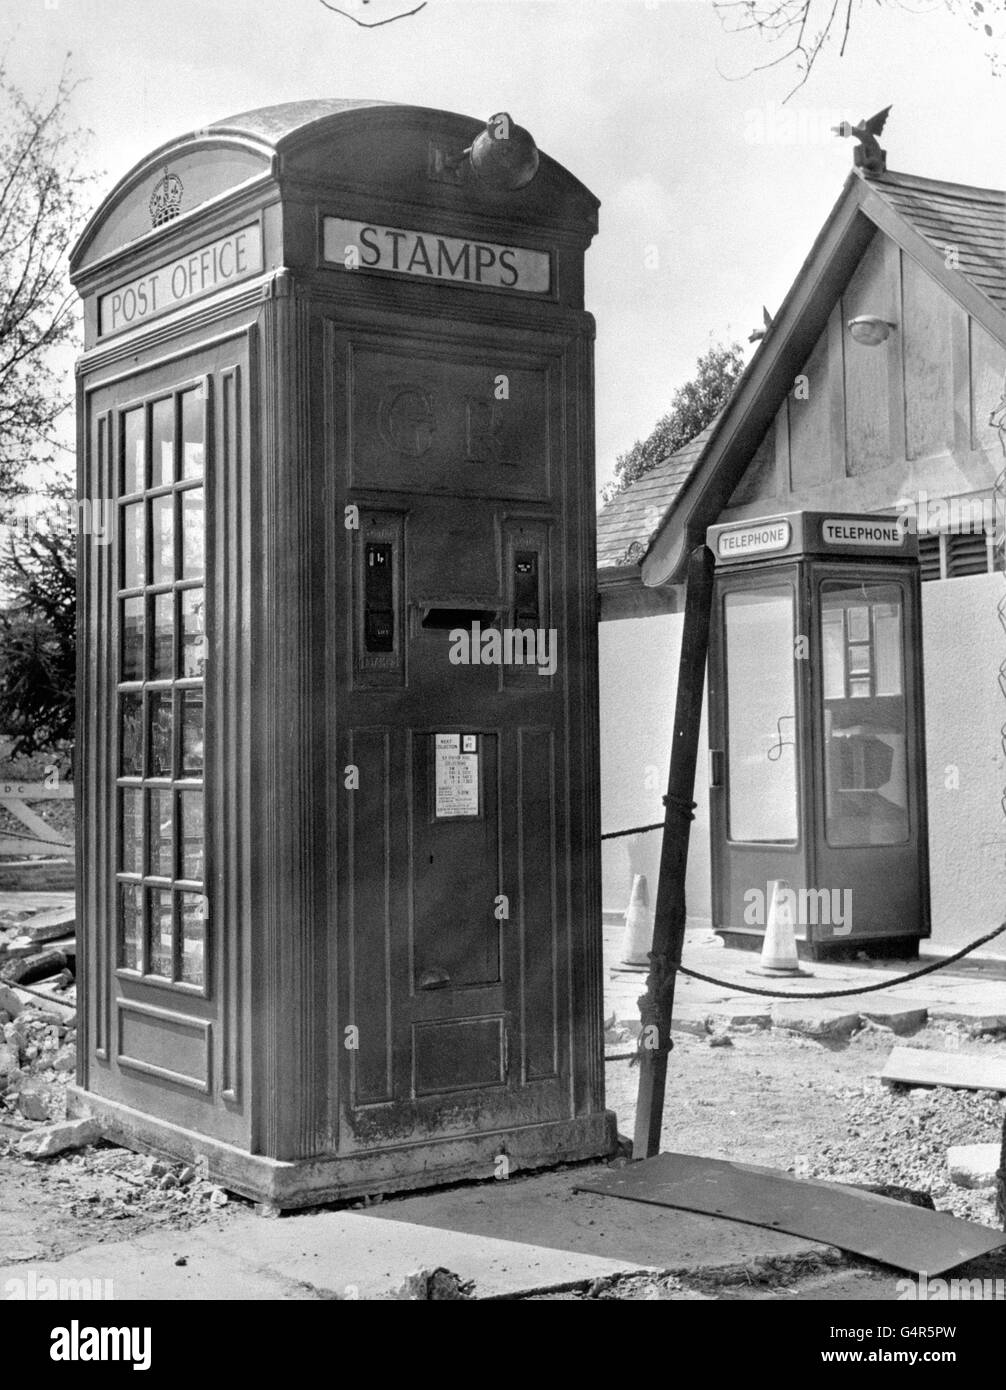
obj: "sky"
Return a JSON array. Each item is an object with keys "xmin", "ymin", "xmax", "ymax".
[{"xmin": 4, "ymin": 0, "xmax": 1006, "ymax": 494}]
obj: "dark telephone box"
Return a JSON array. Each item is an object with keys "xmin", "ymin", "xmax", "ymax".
[{"xmin": 69, "ymin": 101, "xmax": 613, "ymax": 1207}]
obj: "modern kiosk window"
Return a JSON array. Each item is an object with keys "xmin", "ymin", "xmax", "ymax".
[
  {"xmin": 820, "ymin": 581, "xmax": 909, "ymax": 848},
  {"xmin": 724, "ymin": 584, "xmax": 798, "ymax": 843},
  {"xmin": 116, "ymin": 383, "xmax": 207, "ymax": 989}
]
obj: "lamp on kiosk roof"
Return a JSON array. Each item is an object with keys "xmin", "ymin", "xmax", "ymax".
[{"xmin": 436, "ymin": 113, "xmax": 540, "ymax": 191}]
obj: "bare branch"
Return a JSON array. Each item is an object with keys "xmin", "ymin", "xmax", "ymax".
[
  {"xmin": 714, "ymin": 0, "xmax": 999, "ymax": 96},
  {"xmin": 318, "ymin": 0, "xmax": 427, "ymax": 27}
]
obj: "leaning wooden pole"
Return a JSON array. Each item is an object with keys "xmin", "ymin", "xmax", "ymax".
[{"xmin": 633, "ymin": 542, "xmax": 715, "ymax": 1160}]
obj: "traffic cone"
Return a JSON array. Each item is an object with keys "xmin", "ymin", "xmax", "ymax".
[
  {"xmin": 619, "ymin": 874, "xmax": 653, "ymax": 970},
  {"xmin": 750, "ymin": 879, "xmax": 810, "ymax": 977}
]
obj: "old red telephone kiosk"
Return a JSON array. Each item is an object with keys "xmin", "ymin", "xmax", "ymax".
[{"xmin": 69, "ymin": 101, "xmax": 613, "ymax": 1206}]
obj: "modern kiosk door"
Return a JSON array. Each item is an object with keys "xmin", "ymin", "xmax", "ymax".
[
  {"xmin": 709, "ymin": 563, "xmax": 806, "ymax": 948},
  {"xmin": 812, "ymin": 564, "xmax": 926, "ymax": 940},
  {"xmin": 708, "ymin": 512, "xmax": 930, "ymax": 959}
]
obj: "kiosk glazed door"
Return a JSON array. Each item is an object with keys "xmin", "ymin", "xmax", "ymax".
[
  {"xmin": 338, "ymin": 494, "xmax": 571, "ymax": 1151},
  {"xmin": 709, "ymin": 566, "xmax": 807, "ymax": 935},
  {"xmin": 811, "ymin": 567, "xmax": 928, "ymax": 939},
  {"xmin": 82, "ymin": 339, "xmax": 248, "ymax": 1142}
]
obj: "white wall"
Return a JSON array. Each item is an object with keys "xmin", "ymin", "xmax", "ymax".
[
  {"xmin": 598, "ymin": 612, "xmax": 712, "ymax": 925},
  {"xmin": 922, "ymin": 573, "xmax": 1006, "ymax": 953}
]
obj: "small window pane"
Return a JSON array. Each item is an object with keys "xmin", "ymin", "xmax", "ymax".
[
  {"xmin": 182, "ymin": 489, "xmax": 204, "ymax": 579},
  {"xmin": 151, "ymin": 397, "xmax": 174, "ymax": 486},
  {"xmin": 181, "ymin": 589, "xmax": 206, "ymax": 678},
  {"xmin": 122, "ymin": 503, "xmax": 143, "ymax": 589},
  {"xmin": 848, "ymin": 645, "xmax": 871, "ymax": 678},
  {"xmin": 123, "ymin": 408, "xmax": 145, "ymax": 493},
  {"xmin": 120, "ymin": 789, "xmax": 143, "ymax": 874},
  {"xmin": 847, "ymin": 607, "xmax": 870, "ymax": 642},
  {"xmin": 874, "ymin": 604, "xmax": 903, "ymax": 696},
  {"xmin": 120, "ymin": 884, "xmax": 143, "ymax": 972},
  {"xmin": 148, "ymin": 789, "xmax": 173, "ymax": 878},
  {"xmin": 122, "ymin": 596, "xmax": 144, "ymax": 681},
  {"xmin": 821, "ymin": 609, "xmax": 844, "ymax": 699},
  {"xmin": 149, "ymin": 692, "xmax": 172, "ymax": 777},
  {"xmin": 120, "ymin": 692, "xmax": 143, "ymax": 775},
  {"xmin": 149, "ymin": 889, "xmax": 173, "ymax": 977},
  {"xmin": 849, "ymin": 678, "xmax": 871, "ymax": 698},
  {"xmin": 181, "ymin": 388, "xmax": 204, "ymax": 479},
  {"xmin": 179, "ymin": 790, "xmax": 204, "ymax": 880},
  {"xmin": 181, "ymin": 692, "xmax": 203, "ymax": 775},
  {"xmin": 151, "ymin": 495, "xmax": 173, "ymax": 585},
  {"xmin": 152, "ymin": 592, "xmax": 173, "ymax": 679},
  {"xmin": 180, "ymin": 894, "xmax": 205, "ymax": 987}
]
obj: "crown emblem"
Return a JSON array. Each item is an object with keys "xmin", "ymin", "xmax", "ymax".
[{"xmin": 149, "ymin": 170, "xmax": 183, "ymax": 227}]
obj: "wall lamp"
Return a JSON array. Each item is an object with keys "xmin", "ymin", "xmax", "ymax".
[{"xmin": 847, "ymin": 315, "xmax": 897, "ymax": 346}]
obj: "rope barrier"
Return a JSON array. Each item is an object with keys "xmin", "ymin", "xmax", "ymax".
[
  {"xmin": 600, "ymin": 822, "xmax": 664, "ymax": 841},
  {"xmin": 663, "ymin": 920, "xmax": 1006, "ymax": 1000}
]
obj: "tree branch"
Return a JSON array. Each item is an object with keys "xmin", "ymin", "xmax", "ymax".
[{"xmin": 318, "ymin": 0, "xmax": 427, "ymax": 27}]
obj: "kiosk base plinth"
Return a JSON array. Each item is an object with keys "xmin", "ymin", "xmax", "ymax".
[
  {"xmin": 717, "ymin": 926, "xmax": 924, "ymax": 963},
  {"xmin": 66, "ymin": 1087, "xmax": 617, "ymax": 1209}
]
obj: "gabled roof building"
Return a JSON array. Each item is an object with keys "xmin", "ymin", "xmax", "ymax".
[{"xmin": 598, "ymin": 166, "xmax": 1006, "ymax": 953}]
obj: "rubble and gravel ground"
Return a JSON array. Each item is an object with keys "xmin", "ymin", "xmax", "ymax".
[{"xmin": 1, "ymin": 896, "xmax": 1003, "ymax": 1297}]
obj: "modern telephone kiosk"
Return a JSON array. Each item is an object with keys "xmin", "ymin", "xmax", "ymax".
[
  {"xmin": 706, "ymin": 512, "xmax": 930, "ymax": 959},
  {"xmin": 69, "ymin": 100, "xmax": 614, "ymax": 1207}
]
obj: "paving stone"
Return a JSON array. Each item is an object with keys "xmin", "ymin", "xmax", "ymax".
[
  {"xmin": 928, "ymin": 1009, "xmax": 1006, "ymax": 1037},
  {"xmin": 770, "ymin": 1001, "xmax": 862, "ymax": 1039},
  {"xmin": 839, "ymin": 996, "xmax": 929, "ymax": 1035},
  {"xmin": 709, "ymin": 1003, "xmax": 772, "ymax": 1030},
  {"xmin": 947, "ymin": 1143, "xmax": 1001, "ymax": 1190},
  {"xmin": 17, "ymin": 906, "xmax": 76, "ymax": 943},
  {"xmin": 669, "ymin": 1008, "xmax": 710, "ymax": 1038}
]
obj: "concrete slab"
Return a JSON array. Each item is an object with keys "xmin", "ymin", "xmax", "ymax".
[
  {"xmin": 837, "ymin": 995, "xmax": 929, "ymax": 1034},
  {"xmin": 770, "ymin": 1001, "xmax": 862, "ymax": 1039},
  {"xmin": 0, "ymin": 893, "xmax": 73, "ymax": 915},
  {"xmin": 670, "ymin": 1006, "xmax": 710, "ymax": 1038},
  {"xmin": 366, "ymin": 1162, "xmax": 834, "ymax": 1274},
  {"xmin": 880, "ymin": 1046, "xmax": 1006, "ymax": 1093},
  {"xmin": 928, "ymin": 1003, "xmax": 1006, "ymax": 1034},
  {"xmin": 0, "ymin": 1228, "xmax": 297, "ymax": 1301},
  {"xmin": 202, "ymin": 1210, "xmax": 657, "ymax": 1297},
  {"xmin": 704, "ymin": 1001, "xmax": 773, "ymax": 1029},
  {"xmin": 0, "ymin": 1210, "xmax": 661, "ymax": 1301}
]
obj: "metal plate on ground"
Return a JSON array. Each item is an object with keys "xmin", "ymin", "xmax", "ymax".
[{"xmin": 576, "ymin": 1152, "xmax": 1006, "ymax": 1276}]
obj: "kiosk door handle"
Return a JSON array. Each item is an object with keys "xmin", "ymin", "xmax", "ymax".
[
  {"xmin": 709, "ymin": 749, "xmax": 724, "ymax": 788},
  {"xmin": 417, "ymin": 967, "xmax": 451, "ymax": 990}
]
